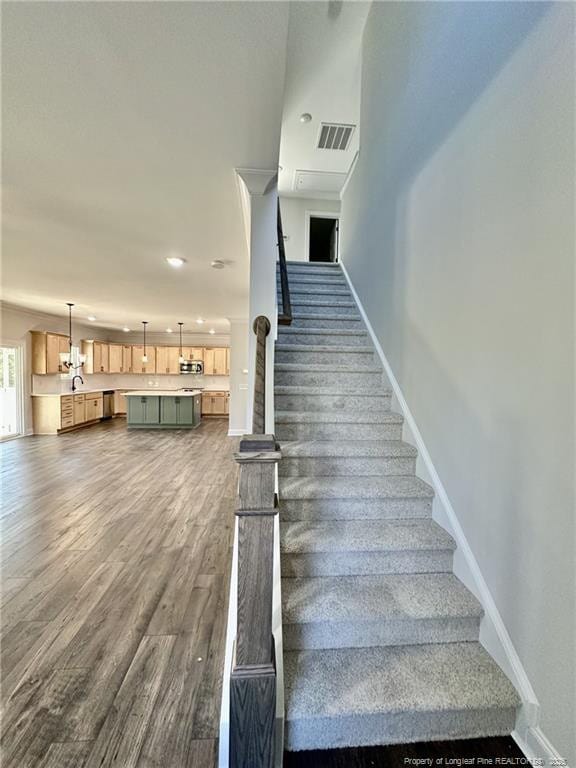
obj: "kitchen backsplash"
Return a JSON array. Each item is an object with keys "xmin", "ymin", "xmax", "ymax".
[{"xmin": 32, "ymin": 373, "xmax": 229, "ymax": 394}]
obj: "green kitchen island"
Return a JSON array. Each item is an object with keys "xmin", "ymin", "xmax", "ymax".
[{"xmin": 125, "ymin": 390, "xmax": 202, "ymax": 429}]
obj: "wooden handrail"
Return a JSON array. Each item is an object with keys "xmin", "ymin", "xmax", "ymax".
[
  {"xmin": 277, "ymin": 200, "xmax": 292, "ymax": 326},
  {"xmin": 229, "ymin": 314, "xmax": 279, "ymax": 768}
]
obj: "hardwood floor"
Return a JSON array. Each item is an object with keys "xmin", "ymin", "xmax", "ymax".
[{"xmin": 1, "ymin": 418, "xmax": 236, "ymax": 768}]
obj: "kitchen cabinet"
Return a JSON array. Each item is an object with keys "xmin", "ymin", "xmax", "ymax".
[
  {"xmin": 131, "ymin": 346, "xmax": 156, "ymax": 374},
  {"xmin": 31, "ymin": 332, "xmax": 70, "ymax": 374},
  {"xmin": 93, "ymin": 342, "xmax": 110, "ymax": 373},
  {"xmin": 160, "ymin": 395, "xmax": 195, "ymax": 425},
  {"xmin": 122, "ymin": 345, "xmax": 132, "ymax": 373},
  {"xmin": 155, "ymin": 346, "xmax": 168, "ymax": 374},
  {"xmin": 32, "ymin": 392, "xmax": 103, "ymax": 434},
  {"xmin": 114, "ymin": 390, "xmax": 127, "ymax": 415},
  {"xmin": 182, "ymin": 347, "xmax": 204, "ymax": 362},
  {"xmin": 166, "ymin": 347, "xmax": 180, "ymax": 374},
  {"xmin": 204, "ymin": 348, "xmax": 228, "ymax": 376},
  {"xmin": 108, "ymin": 344, "xmax": 123, "ymax": 373},
  {"xmin": 126, "ymin": 395, "xmax": 160, "ymax": 425},
  {"xmin": 73, "ymin": 394, "xmax": 86, "ymax": 425},
  {"xmin": 201, "ymin": 391, "xmax": 229, "ymax": 416},
  {"xmin": 85, "ymin": 393, "xmax": 104, "ymax": 422}
]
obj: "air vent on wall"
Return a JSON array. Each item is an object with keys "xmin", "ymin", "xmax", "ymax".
[{"xmin": 317, "ymin": 123, "xmax": 355, "ymax": 151}]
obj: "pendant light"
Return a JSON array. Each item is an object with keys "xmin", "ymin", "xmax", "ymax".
[
  {"xmin": 59, "ymin": 303, "xmax": 85, "ymax": 370},
  {"xmin": 142, "ymin": 321, "xmax": 148, "ymax": 363},
  {"xmin": 178, "ymin": 322, "xmax": 184, "ymax": 363}
]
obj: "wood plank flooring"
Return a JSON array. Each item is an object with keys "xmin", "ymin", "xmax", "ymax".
[{"xmin": 1, "ymin": 418, "xmax": 236, "ymax": 768}]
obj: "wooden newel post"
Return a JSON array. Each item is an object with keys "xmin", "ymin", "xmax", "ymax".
[{"xmin": 230, "ymin": 434, "xmax": 281, "ymax": 768}]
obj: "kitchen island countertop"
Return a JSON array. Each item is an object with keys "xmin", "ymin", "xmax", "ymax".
[{"xmin": 124, "ymin": 390, "xmax": 203, "ymax": 397}]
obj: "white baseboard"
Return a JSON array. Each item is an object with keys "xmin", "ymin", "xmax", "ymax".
[
  {"xmin": 513, "ymin": 726, "xmax": 570, "ymax": 767},
  {"xmin": 339, "ymin": 260, "xmax": 543, "ymax": 739}
]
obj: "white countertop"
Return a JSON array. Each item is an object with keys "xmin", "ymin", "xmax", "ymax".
[
  {"xmin": 32, "ymin": 387, "xmax": 225, "ymax": 398},
  {"xmin": 124, "ymin": 389, "xmax": 203, "ymax": 397}
]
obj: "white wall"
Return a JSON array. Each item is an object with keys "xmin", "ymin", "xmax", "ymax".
[
  {"xmin": 280, "ymin": 196, "xmax": 340, "ymax": 261},
  {"xmin": 228, "ymin": 320, "xmax": 249, "ymax": 435},
  {"xmin": 341, "ymin": 3, "xmax": 574, "ymax": 763}
]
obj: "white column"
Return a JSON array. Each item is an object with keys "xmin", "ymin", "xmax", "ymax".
[
  {"xmin": 227, "ymin": 319, "xmax": 249, "ymax": 436},
  {"xmin": 235, "ymin": 169, "xmax": 278, "ymax": 435}
]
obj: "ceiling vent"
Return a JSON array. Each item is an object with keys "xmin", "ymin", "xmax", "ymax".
[{"xmin": 317, "ymin": 123, "xmax": 355, "ymax": 151}]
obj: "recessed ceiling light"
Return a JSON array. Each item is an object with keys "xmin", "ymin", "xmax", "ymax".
[
  {"xmin": 166, "ymin": 328, "xmax": 173, "ymax": 333},
  {"xmin": 122, "ymin": 327, "xmax": 130, "ymax": 332},
  {"xmin": 300, "ymin": 113, "xmax": 312, "ymax": 123},
  {"xmin": 209, "ymin": 328, "xmax": 215, "ymax": 335},
  {"xmin": 166, "ymin": 256, "xmax": 186, "ymax": 268},
  {"xmin": 87, "ymin": 316, "xmax": 96, "ymax": 322},
  {"xmin": 196, "ymin": 318, "xmax": 204, "ymax": 325},
  {"xmin": 211, "ymin": 260, "xmax": 225, "ymax": 269}
]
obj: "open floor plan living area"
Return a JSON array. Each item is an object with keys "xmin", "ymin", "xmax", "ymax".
[{"xmin": 1, "ymin": 2, "xmax": 574, "ymax": 768}]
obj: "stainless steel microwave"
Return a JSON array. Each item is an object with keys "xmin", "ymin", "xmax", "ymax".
[{"xmin": 180, "ymin": 360, "xmax": 204, "ymax": 374}]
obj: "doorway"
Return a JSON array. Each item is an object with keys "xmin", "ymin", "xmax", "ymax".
[
  {"xmin": 0, "ymin": 346, "xmax": 23, "ymax": 439},
  {"xmin": 306, "ymin": 213, "xmax": 339, "ymax": 263}
]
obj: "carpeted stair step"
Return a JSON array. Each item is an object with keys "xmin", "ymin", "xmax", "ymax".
[
  {"xmin": 275, "ymin": 410, "xmax": 402, "ymax": 440},
  {"xmin": 275, "ymin": 388, "xmax": 391, "ymax": 413},
  {"xmin": 290, "ymin": 313, "xmax": 364, "ymax": 329},
  {"xmin": 277, "ymin": 327, "xmax": 369, "ymax": 346},
  {"xmin": 275, "ymin": 344, "xmax": 375, "ymax": 366},
  {"xmin": 275, "ymin": 363, "xmax": 385, "ymax": 390},
  {"xmin": 282, "ymin": 572, "xmax": 482, "ymax": 650},
  {"xmin": 279, "ymin": 475, "xmax": 434, "ymax": 521},
  {"xmin": 277, "ymin": 272, "xmax": 347, "ymax": 286},
  {"xmin": 290, "ymin": 298, "xmax": 359, "ymax": 315},
  {"xmin": 284, "ymin": 284, "xmax": 351, "ymax": 298},
  {"xmin": 280, "ymin": 519, "xmax": 455, "ymax": 576},
  {"xmin": 283, "ymin": 642, "xmax": 520, "ymax": 751},
  {"xmin": 278, "ymin": 439, "xmax": 415, "ymax": 475}
]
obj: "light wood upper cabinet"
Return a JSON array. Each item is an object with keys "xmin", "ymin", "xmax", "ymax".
[
  {"xmin": 122, "ymin": 345, "xmax": 132, "ymax": 373},
  {"xmin": 108, "ymin": 344, "xmax": 123, "ymax": 374},
  {"xmin": 32, "ymin": 332, "xmax": 70, "ymax": 374},
  {"xmin": 166, "ymin": 347, "xmax": 180, "ymax": 374},
  {"xmin": 93, "ymin": 342, "xmax": 109, "ymax": 373},
  {"xmin": 155, "ymin": 346, "xmax": 168, "ymax": 374},
  {"xmin": 131, "ymin": 345, "xmax": 156, "ymax": 374},
  {"xmin": 226, "ymin": 347, "xmax": 230, "ymax": 375},
  {"xmin": 204, "ymin": 347, "xmax": 228, "ymax": 376},
  {"xmin": 182, "ymin": 347, "xmax": 204, "ymax": 362}
]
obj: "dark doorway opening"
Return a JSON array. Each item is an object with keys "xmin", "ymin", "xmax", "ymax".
[{"xmin": 309, "ymin": 217, "xmax": 339, "ymax": 262}]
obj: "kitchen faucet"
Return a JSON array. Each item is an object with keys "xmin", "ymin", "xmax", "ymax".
[{"xmin": 71, "ymin": 375, "xmax": 84, "ymax": 392}]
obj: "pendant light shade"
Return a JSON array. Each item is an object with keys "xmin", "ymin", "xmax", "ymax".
[
  {"xmin": 178, "ymin": 322, "xmax": 184, "ymax": 363},
  {"xmin": 142, "ymin": 321, "xmax": 148, "ymax": 363},
  {"xmin": 59, "ymin": 303, "xmax": 85, "ymax": 369}
]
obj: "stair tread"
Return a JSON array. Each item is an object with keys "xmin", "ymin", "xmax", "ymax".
[
  {"xmin": 282, "ymin": 572, "xmax": 481, "ymax": 623},
  {"xmin": 279, "ymin": 439, "xmax": 413, "ymax": 457},
  {"xmin": 281, "ymin": 519, "xmax": 453, "ymax": 554},
  {"xmin": 275, "ymin": 363, "xmax": 382, "ymax": 373},
  {"xmin": 279, "ymin": 475, "xmax": 434, "ymax": 500},
  {"xmin": 284, "ymin": 642, "xmax": 519, "ymax": 720},
  {"xmin": 278, "ymin": 328, "xmax": 367, "ymax": 336},
  {"xmin": 275, "ymin": 387, "xmax": 391, "ymax": 397},
  {"xmin": 276, "ymin": 411, "xmax": 402, "ymax": 424},
  {"xmin": 289, "ymin": 313, "xmax": 362, "ymax": 320},
  {"xmin": 276, "ymin": 344, "xmax": 373, "ymax": 353}
]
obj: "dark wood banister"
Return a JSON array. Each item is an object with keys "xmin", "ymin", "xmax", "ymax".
[{"xmin": 277, "ymin": 199, "xmax": 292, "ymax": 326}]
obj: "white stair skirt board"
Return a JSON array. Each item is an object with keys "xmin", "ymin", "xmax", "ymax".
[
  {"xmin": 218, "ymin": 513, "xmax": 285, "ymax": 768},
  {"xmin": 338, "ymin": 260, "xmax": 544, "ymax": 754}
]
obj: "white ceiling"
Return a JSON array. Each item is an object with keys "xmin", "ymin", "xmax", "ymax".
[
  {"xmin": 2, "ymin": 1, "xmax": 289, "ymax": 332},
  {"xmin": 278, "ymin": 1, "xmax": 370, "ymax": 199}
]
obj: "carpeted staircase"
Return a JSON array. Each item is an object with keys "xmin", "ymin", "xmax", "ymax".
[{"xmin": 275, "ymin": 260, "xmax": 519, "ymax": 752}]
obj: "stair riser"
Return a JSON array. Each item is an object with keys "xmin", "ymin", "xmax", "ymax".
[
  {"xmin": 277, "ymin": 276, "xmax": 347, "ymax": 286},
  {"xmin": 278, "ymin": 456, "xmax": 415, "ymax": 476},
  {"xmin": 277, "ymin": 332, "xmax": 369, "ymax": 347},
  {"xmin": 275, "ymin": 393, "xmax": 391, "ymax": 411},
  {"xmin": 291, "ymin": 302, "xmax": 359, "ymax": 316},
  {"xmin": 284, "ymin": 707, "xmax": 518, "ymax": 752},
  {"xmin": 290, "ymin": 316, "xmax": 364, "ymax": 329},
  {"xmin": 285, "ymin": 286, "xmax": 351, "ymax": 298},
  {"xmin": 275, "ymin": 349, "xmax": 375, "ymax": 366},
  {"xmin": 280, "ymin": 498, "xmax": 433, "ymax": 521},
  {"xmin": 281, "ymin": 549, "xmax": 454, "ymax": 577},
  {"xmin": 275, "ymin": 370, "xmax": 384, "ymax": 389},
  {"xmin": 276, "ymin": 423, "xmax": 402, "ymax": 441},
  {"xmin": 283, "ymin": 616, "xmax": 481, "ymax": 651}
]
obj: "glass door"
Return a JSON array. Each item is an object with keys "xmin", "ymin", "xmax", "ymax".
[{"xmin": 0, "ymin": 346, "xmax": 22, "ymax": 438}]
